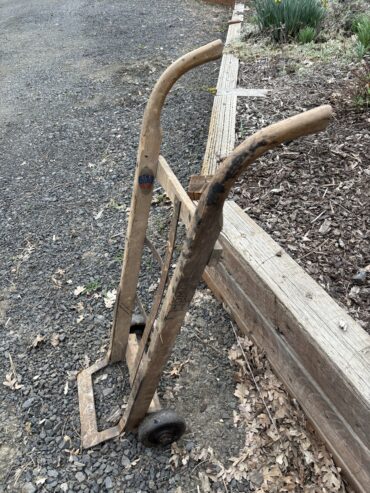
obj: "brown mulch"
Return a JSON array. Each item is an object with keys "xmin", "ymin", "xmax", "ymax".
[{"xmin": 233, "ymin": 55, "xmax": 370, "ymax": 332}]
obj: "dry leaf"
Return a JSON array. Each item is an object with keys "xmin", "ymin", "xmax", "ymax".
[
  {"xmin": 50, "ymin": 333, "xmax": 60, "ymax": 347},
  {"xmin": 104, "ymin": 289, "xmax": 117, "ymax": 309},
  {"xmin": 35, "ymin": 477, "xmax": 47, "ymax": 486},
  {"xmin": 169, "ymin": 359, "xmax": 190, "ymax": 378},
  {"xmin": 24, "ymin": 422, "xmax": 32, "ymax": 434},
  {"xmin": 3, "ymin": 373, "xmax": 23, "ymax": 390},
  {"xmin": 74, "ymin": 285, "xmax": 85, "ymax": 297},
  {"xmin": 31, "ymin": 334, "xmax": 46, "ymax": 348},
  {"xmin": 148, "ymin": 282, "xmax": 158, "ymax": 293},
  {"xmin": 318, "ymin": 219, "xmax": 331, "ymax": 235}
]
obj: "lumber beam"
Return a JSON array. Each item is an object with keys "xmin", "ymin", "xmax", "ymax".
[{"xmin": 159, "ymin": 150, "xmax": 370, "ymax": 491}]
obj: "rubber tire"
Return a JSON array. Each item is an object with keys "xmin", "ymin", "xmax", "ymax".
[{"xmin": 138, "ymin": 409, "xmax": 186, "ymax": 447}]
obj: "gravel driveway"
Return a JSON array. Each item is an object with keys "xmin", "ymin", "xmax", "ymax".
[{"xmin": 0, "ymin": 1, "xmax": 249, "ymax": 492}]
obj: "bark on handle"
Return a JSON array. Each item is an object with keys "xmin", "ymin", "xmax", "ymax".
[{"xmin": 200, "ymin": 104, "xmax": 334, "ymax": 211}]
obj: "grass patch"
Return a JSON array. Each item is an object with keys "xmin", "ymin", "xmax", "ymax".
[
  {"xmin": 84, "ymin": 280, "xmax": 101, "ymax": 294},
  {"xmin": 227, "ymin": 36, "xmax": 355, "ymax": 66},
  {"xmin": 253, "ymin": 0, "xmax": 326, "ymax": 42},
  {"xmin": 298, "ymin": 26, "xmax": 317, "ymax": 44},
  {"xmin": 352, "ymin": 14, "xmax": 370, "ymax": 58}
]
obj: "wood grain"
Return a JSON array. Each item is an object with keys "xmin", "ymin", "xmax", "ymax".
[{"xmin": 201, "ymin": 3, "xmax": 244, "ymax": 174}]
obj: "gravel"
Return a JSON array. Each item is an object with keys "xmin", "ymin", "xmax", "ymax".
[{"xmin": 0, "ymin": 0, "xmax": 251, "ymax": 492}]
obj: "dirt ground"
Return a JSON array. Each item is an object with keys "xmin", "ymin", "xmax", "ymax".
[{"xmin": 232, "ymin": 2, "xmax": 369, "ymax": 333}]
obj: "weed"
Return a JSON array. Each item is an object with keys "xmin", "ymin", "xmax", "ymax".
[
  {"xmin": 350, "ymin": 13, "xmax": 370, "ymax": 58},
  {"xmin": 253, "ymin": 0, "xmax": 326, "ymax": 42},
  {"xmin": 114, "ymin": 251, "xmax": 124, "ymax": 263},
  {"xmin": 351, "ymin": 13, "xmax": 370, "ymax": 35},
  {"xmin": 84, "ymin": 280, "xmax": 101, "ymax": 294},
  {"xmin": 343, "ymin": 60, "xmax": 370, "ymax": 110},
  {"xmin": 201, "ymin": 86, "xmax": 217, "ymax": 95},
  {"xmin": 298, "ymin": 26, "xmax": 317, "ymax": 44}
]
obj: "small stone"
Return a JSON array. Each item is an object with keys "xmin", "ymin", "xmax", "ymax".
[
  {"xmin": 121, "ymin": 455, "xmax": 130, "ymax": 467},
  {"xmin": 48, "ymin": 469, "xmax": 58, "ymax": 478},
  {"xmin": 104, "ymin": 477, "xmax": 113, "ymax": 489},
  {"xmin": 60, "ymin": 484, "xmax": 68, "ymax": 492},
  {"xmin": 22, "ymin": 398, "xmax": 35, "ymax": 410},
  {"xmin": 185, "ymin": 441, "xmax": 194, "ymax": 452},
  {"xmin": 75, "ymin": 472, "xmax": 86, "ymax": 483},
  {"xmin": 352, "ymin": 270, "xmax": 366, "ymax": 285},
  {"xmin": 22, "ymin": 483, "xmax": 36, "ymax": 493}
]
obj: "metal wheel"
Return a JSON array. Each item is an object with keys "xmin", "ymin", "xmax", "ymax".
[{"xmin": 138, "ymin": 410, "xmax": 186, "ymax": 447}]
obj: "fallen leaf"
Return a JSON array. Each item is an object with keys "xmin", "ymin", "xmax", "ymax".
[
  {"xmin": 3, "ymin": 373, "xmax": 23, "ymax": 390},
  {"xmin": 104, "ymin": 289, "xmax": 117, "ymax": 309},
  {"xmin": 148, "ymin": 282, "xmax": 158, "ymax": 293},
  {"xmin": 74, "ymin": 286, "xmax": 85, "ymax": 297},
  {"xmin": 50, "ymin": 333, "xmax": 60, "ymax": 347},
  {"xmin": 35, "ymin": 477, "xmax": 47, "ymax": 486},
  {"xmin": 31, "ymin": 334, "xmax": 46, "ymax": 348},
  {"xmin": 319, "ymin": 219, "xmax": 331, "ymax": 235}
]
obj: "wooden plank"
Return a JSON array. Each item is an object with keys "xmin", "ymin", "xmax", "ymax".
[
  {"xmin": 202, "ymin": 94, "xmax": 237, "ymax": 174},
  {"xmin": 162, "ymin": 157, "xmax": 370, "ymax": 489},
  {"xmin": 197, "ymin": 3, "xmax": 370, "ymax": 491},
  {"xmin": 158, "ymin": 151, "xmax": 370, "ymax": 490},
  {"xmin": 203, "ymin": 259, "xmax": 370, "ymax": 493},
  {"xmin": 218, "ymin": 87, "xmax": 269, "ymax": 97},
  {"xmin": 201, "ymin": 3, "xmax": 244, "ymax": 175},
  {"xmin": 221, "ymin": 202, "xmax": 370, "ymax": 446},
  {"xmin": 126, "ymin": 334, "xmax": 161, "ymax": 413}
]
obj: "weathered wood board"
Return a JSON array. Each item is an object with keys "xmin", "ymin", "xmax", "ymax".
[{"xmin": 201, "ymin": 3, "xmax": 244, "ymax": 174}]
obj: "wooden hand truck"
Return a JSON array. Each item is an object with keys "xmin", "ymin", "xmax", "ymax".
[{"xmin": 77, "ymin": 39, "xmax": 333, "ymax": 449}]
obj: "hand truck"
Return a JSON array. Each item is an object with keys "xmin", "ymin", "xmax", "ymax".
[{"xmin": 77, "ymin": 39, "xmax": 333, "ymax": 449}]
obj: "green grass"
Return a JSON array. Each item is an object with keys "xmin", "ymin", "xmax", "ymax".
[
  {"xmin": 356, "ymin": 16, "xmax": 370, "ymax": 57},
  {"xmin": 253, "ymin": 0, "xmax": 326, "ymax": 42},
  {"xmin": 298, "ymin": 26, "xmax": 317, "ymax": 44},
  {"xmin": 84, "ymin": 280, "xmax": 101, "ymax": 294}
]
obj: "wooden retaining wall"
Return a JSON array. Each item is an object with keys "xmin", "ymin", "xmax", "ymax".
[{"xmin": 198, "ymin": 3, "xmax": 370, "ymax": 492}]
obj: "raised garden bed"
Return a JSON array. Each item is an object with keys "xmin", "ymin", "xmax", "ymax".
[
  {"xmin": 232, "ymin": 10, "xmax": 369, "ymax": 332},
  {"xmin": 197, "ymin": 1, "xmax": 370, "ymax": 491}
]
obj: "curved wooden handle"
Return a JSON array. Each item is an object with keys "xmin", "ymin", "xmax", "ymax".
[
  {"xmin": 200, "ymin": 105, "xmax": 334, "ymax": 210},
  {"xmin": 140, "ymin": 39, "xmax": 223, "ymax": 150},
  {"xmin": 109, "ymin": 40, "xmax": 223, "ymax": 363}
]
